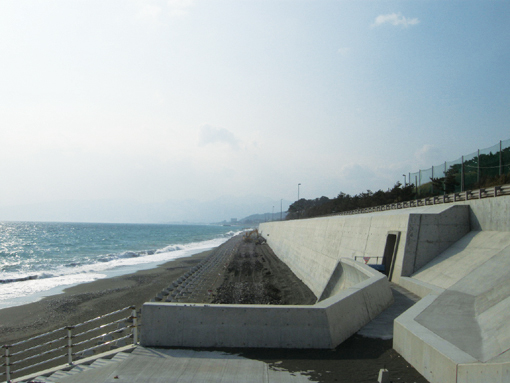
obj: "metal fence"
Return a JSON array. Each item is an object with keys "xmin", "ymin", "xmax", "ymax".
[
  {"xmin": 409, "ymin": 139, "xmax": 510, "ymax": 197},
  {"xmin": 1, "ymin": 306, "xmax": 138, "ymax": 382}
]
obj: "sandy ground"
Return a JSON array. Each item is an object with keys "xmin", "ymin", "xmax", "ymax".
[
  {"xmin": 0, "ymin": 235, "xmax": 428, "ymax": 383},
  {"xmin": 0, "ymin": 251, "xmax": 211, "ymax": 345}
]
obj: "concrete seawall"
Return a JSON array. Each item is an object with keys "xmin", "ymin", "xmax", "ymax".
[
  {"xmin": 143, "ymin": 203, "xmax": 469, "ymax": 350},
  {"xmin": 142, "ymin": 258, "xmax": 392, "ymax": 349},
  {"xmin": 258, "ymin": 204, "xmax": 470, "ymax": 291},
  {"xmin": 142, "ymin": 194, "xmax": 510, "ymax": 382}
]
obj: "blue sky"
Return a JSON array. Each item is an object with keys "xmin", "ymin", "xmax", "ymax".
[{"xmin": 0, "ymin": 1, "xmax": 508, "ymax": 221}]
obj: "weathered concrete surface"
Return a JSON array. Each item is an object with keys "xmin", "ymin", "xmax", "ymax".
[
  {"xmin": 458, "ymin": 195, "xmax": 510, "ymax": 231},
  {"xmin": 393, "ymin": 195, "xmax": 510, "ymax": 383},
  {"xmin": 357, "ymin": 283, "xmax": 420, "ymax": 340},
  {"xmin": 411, "ymin": 231, "xmax": 510, "ymax": 290},
  {"xmin": 259, "ymin": 205, "xmax": 470, "ymax": 292},
  {"xmin": 51, "ymin": 346, "xmax": 313, "ymax": 383},
  {"xmin": 142, "ymin": 258, "xmax": 393, "ymax": 349},
  {"xmin": 415, "ymin": 243, "xmax": 510, "ymax": 363}
]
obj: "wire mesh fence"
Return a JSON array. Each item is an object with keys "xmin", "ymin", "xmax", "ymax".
[{"xmin": 410, "ymin": 139, "xmax": 510, "ymax": 198}]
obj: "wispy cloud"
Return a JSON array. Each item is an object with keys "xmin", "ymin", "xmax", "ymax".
[
  {"xmin": 372, "ymin": 13, "xmax": 420, "ymax": 28},
  {"xmin": 198, "ymin": 125, "xmax": 240, "ymax": 149},
  {"xmin": 337, "ymin": 47, "xmax": 351, "ymax": 57},
  {"xmin": 414, "ymin": 144, "xmax": 442, "ymax": 167},
  {"xmin": 137, "ymin": 4, "xmax": 162, "ymax": 21},
  {"xmin": 167, "ymin": 0, "xmax": 194, "ymax": 17}
]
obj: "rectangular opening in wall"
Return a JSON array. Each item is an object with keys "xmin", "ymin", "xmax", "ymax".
[{"xmin": 383, "ymin": 232, "xmax": 400, "ymax": 280}]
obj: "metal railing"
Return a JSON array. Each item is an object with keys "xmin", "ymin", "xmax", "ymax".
[
  {"xmin": 337, "ymin": 184, "xmax": 510, "ymax": 216},
  {"xmin": 354, "ymin": 256, "xmax": 383, "ymax": 264},
  {"xmin": 1, "ymin": 306, "xmax": 138, "ymax": 382}
]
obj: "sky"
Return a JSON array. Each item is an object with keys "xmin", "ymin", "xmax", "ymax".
[{"xmin": 0, "ymin": 0, "xmax": 509, "ymax": 222}]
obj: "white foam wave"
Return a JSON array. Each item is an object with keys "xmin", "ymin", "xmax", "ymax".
[{"xmin": 0, "ymin": 230, "xmax": 242, "ymax": 309}]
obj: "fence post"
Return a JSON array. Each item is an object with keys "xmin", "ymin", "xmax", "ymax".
[
  {"xmin": 4, "ymin": 345, "xmax": 10, "ymax": 382},
  {"xmin": 500, "ymin": 140, "xmax": 503, "ymax": 176},
  {"xmin": 477, "ymin": 149, "xmax": 480, "ymax": 184},
  {"xmin": 131, "ymin": 307, "xmax": 138, "ymax": 345},
  {"xmin": 67, "ymin": 326, "xmax": 74, "ymax": 365},
  {"xmin": 461, "ymin": 156, "xmax": 465, "ymax": 192}
]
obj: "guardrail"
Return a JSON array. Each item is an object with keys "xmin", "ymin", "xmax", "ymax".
[
  {"xmin": 1, "ymin": 306, "xmax": 138, "ymax": 382},
  {"xmin": 337, "ymin": 184, "xmax": 510, "ymax": 216}
]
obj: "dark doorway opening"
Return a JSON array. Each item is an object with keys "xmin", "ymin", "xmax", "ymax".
[{"xmin": 383, "ymin": 232, "xmax": 400, "ymax": 280}]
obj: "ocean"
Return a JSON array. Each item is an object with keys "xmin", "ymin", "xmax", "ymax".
[{"xmin": 0, "ymin": 221, "xmax": 244, "ymax": 309}]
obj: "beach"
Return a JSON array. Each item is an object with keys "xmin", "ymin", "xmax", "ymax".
[
  {"xmin": 0, "ymin": 250, "xmax": 211, "ymax": 345},
  {"xmin": 0, "ymin": 240, "xmax": 428, "ymax": 383}
]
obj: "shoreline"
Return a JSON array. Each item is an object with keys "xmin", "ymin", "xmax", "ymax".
[{"xmin": 0, "ymin": 250, "xmax": 211, "ymax": 345}]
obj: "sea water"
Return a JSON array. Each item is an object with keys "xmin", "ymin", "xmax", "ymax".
[{"xmin": 0, "ymin": 221, "xmax": 244, "ymax": 309}]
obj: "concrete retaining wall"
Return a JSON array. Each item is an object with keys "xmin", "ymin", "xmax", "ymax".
[
  {"xmin": 141, "ymin": 259, "xmax": 393, "ymax": 349},
  {"xmin": 459, "ymin": 196, "xmax": 510, "ymax": 231},
  {"xmin": 259, "ymin": 205, "xmax": 469, "ymax": 289}
]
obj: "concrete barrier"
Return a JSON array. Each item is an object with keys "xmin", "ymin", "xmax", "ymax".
[
  {"xmin": 393, "ymin": 195, "xmax": 510, "ymax": 383},
  {"xmin": 141, "ymin": 259, "xmax": 393, "ymax": 349},
  {"xmin": 259, "ymin": 205, "xmax": 470, "ymax": 289}
]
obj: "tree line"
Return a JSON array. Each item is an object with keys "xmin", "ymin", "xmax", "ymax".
[{"xmin": 287, "ymin": 182, "xmax": 415, "ymax": 220}]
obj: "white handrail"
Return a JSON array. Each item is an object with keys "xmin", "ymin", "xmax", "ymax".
[{"xmin": 1, "ymin": 306, "xmax": 138, "ymax": 382}]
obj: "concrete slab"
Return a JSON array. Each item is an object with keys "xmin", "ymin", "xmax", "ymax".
[
  {"xmin": 415, "ymin": 244, "xmax": 510, "ymax": 362},
  {"xmin": 357, "ymin": 283, "xmax": 420, "ymax": 340},
  {"xmin": 52, "ymin": 347, "xmax": 312, "ymax": 383},
  {"xmin": 412, "ymin": 231, "xmax": 510, "ymax": 289}
]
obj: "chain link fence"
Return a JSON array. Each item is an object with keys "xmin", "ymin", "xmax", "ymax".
[{"xmin": 409, "ymin": 139, "xmax": 510, "ymax": 198}]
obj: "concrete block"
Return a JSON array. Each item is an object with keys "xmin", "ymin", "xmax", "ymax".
[{"xmin": 457, "ymin": 362, "xmax": 510, "ymax": 383}]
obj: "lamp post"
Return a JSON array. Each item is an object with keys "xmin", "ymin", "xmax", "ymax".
[
  {"xmin": 298, "ymin": 183, "xmax": 301, "ymax": 201},
  {"xmin": 402, "ymin": 174, "xmax": 406, "ymax": 187}
]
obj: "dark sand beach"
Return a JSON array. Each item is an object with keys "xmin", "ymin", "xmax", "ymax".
[
  {"xmin": 0, "ymin": 239, "xmax": 427, "ymax": 383},
  {"xmin": 0, "ymin": 251, "xmax": 211, "ymax": 345}
]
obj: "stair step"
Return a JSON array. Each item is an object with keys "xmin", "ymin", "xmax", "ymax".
[
  {"xmin": 49, "ymin": 370, "xmax": 75, "ymax": 379},
  {"xmin": 91, "ymin": 358, "xmax": 116, "ymax": 368},
  {"xmin": 111, "ymin": 352, "xmax": 131, "ymax": 362},
  {"xmin": 30, "ymin": 376, "xmax": 57, "ymax": 383}
]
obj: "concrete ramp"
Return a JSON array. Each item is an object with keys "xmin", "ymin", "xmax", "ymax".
[
  {"xmin": 394, "ymin": 228, "xmax": 510, "ymax": 383},
  {"xmin": 411, "ymin": 231, "xmax": 510, "ymax": 290},
  {"xmin": 415, "ymin": 243, "xmax": 510, "ymax": 363}
]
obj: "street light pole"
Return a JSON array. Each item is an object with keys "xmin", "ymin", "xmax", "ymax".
[{"xmin": 298, "ymin": 183, "xmax": 301, "ymax": 200}]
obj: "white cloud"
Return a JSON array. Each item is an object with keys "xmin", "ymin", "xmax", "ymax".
[
  {"xmin": 414, "ymin": 144, "xmax": 442, "ymax": 167},
  {"xmin": 372, "ymin": 13, "xmax": 420, "ymax": 28},
  {"xmin": 198, "ymin": 125, "xmax": 240, "ymax": 149},
  {"xmin": 167, "ymin": 0, "xmax": 194, "ymax": 17},
  {"xmin": 138, "ymin": 4, "xmax": 162, "ymax": 20},
  {"xmin": 337, "ymin": 47, "xmax": 351, "ymax": 57}
]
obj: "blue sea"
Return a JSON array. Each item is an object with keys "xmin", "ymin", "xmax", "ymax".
[{"xmin": 0, "ymin": 222, "xmax": 244, "ymax": 309}]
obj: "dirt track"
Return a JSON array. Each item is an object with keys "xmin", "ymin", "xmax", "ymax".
[
  {"xmin": 171, "ymin": 233, "xmax": 317, "ymax": 305},
  {"xmin": 211, "ymin": 237, "xmax": 317, "ymax": 305}
]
